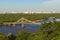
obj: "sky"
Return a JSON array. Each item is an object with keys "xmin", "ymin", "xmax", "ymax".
[{"xmin": 0, "ymin": 0, "xmax": 60, "ymax": 12}]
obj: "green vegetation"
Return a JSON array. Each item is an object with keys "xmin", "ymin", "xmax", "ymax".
[
  {"xmin": 0, "ymin": 13, "xmax": 60, "ymax": 40},
  {"xmin": 0, "ymin": 21, "xmax": 60, "ymax": 40},
  {"xmin": 0, "ymin": 13, "xmax": 60, "ymax": 24},
  {"xmin": 39, "ymin": 21, "xmax": 60, "ymax": 40},
  {"xmin": 0, "ymin": 33, "xmax": 8, "ymax": 40}
]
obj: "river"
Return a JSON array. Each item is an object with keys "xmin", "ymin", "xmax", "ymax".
[{"xmin": 0, "ymin": 24, "xmax": 40, "ymax": 35}]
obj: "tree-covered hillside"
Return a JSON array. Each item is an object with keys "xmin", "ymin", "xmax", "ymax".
[{"xmin": 0, "ymin": 21, "xmax": 60, "ymax": 40}]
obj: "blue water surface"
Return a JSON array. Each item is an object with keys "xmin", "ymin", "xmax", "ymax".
[{"xmin": 0, "ymin": 24, "xmax": 40, "ymax": 35}]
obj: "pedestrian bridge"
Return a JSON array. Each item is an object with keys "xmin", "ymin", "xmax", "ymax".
[{"xmin": 2, "ymin": 18, "xmax": 40, "ymax": 26}]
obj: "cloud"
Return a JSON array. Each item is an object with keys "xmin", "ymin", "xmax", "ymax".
[
  {"xmin": 0, "ymin": 0, "xmax": 60, "ymax": 12},
  {"xmin": 39, "ymin": 0, "xmax": 60, "ymax": 12}
]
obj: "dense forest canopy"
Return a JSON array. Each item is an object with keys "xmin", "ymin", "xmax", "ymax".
[{"xmin": 0, "ymin": 13, "xmax": 60, "ymax": 23}]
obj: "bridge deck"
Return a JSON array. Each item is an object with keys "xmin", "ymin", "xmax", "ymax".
[{"xmin": 2, "ymin": 21, "xmax": 40, "ymax": 26}]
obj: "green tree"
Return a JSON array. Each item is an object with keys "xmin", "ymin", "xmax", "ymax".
[
  {"xmin": 7, "ymin": 33, "xmax": 16, "ymax": 40},
  {"xmin": 0, "ymin": 33, "xmax": 8, "ymax": 40},
  {"xmin": 16, "ymin": 31, "xmax": 29, "ymax": 40},
  {"xmin": 39, "ymin": 21, "xmax": 60, "ymax": 40}
]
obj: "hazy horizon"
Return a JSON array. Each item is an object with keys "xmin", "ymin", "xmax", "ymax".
[{"xmin": 0, "ymin": 0, "xmax": 60, "ymax": 12}]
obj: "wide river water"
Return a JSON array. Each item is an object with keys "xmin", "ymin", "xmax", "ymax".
[
  {"xmin": 0, "ymin": 18, "xmax": 60, "ymax": 35},
  {"xmin": 0, "ymin": 24, "xmax": 40, "ymax": 35}
]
